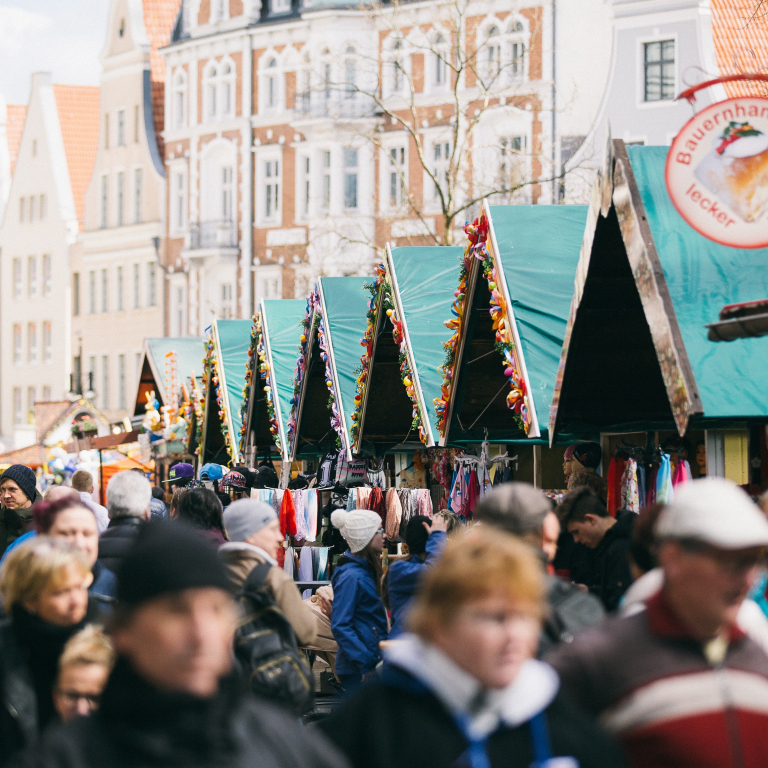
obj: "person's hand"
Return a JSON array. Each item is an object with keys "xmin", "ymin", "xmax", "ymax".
[
  {"xmin": 315, "ymin": 585, "xmax": 333, "ymax": 617},
  {"xmin": 427, "ymin": 515, "xmax": 450, "ymax": 534}
]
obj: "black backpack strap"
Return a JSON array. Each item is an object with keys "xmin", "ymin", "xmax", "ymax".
[{"xmin": 240, "ymin": 561, "xmax": 274, "ymax": 594}]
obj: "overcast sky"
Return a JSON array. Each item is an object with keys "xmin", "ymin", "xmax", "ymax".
[{"xmin": 0, "ymin": 0, "xmax": 108, "ymax": 105}]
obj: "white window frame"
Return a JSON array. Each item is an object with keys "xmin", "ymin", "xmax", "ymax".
[
  {"xmin": 132, "ymin": 263, "xmax": 140, "ymax": 309},
  {"xmin": 382, "ymin": 142, "xmax": 408, "ymax": 211},
  {"xmin": 484, "ymin": 24, "xmax": 502, "ymax": 84},
  {"xmin": 13, "ymin": 258, "xmax": 21, "ymax": 300},
  {"xmin": 321, "ymin": 149, "xmax": 332, "ymax": 213},
  {"xmin": 431, "ymin": 137, "xmax": 451, "ymax": 204},
  {"xmin": 173, "ymin": 69, "xmax": 187, "ymax": 129},
  {"xmin": 343, "ymin": 147, "xmax": 359, "ymax": 210},
  {"xmin": 118, "ymin": 354, "xmax": 126, "ymax": 410},
  {"xmin": 260, "ymin": 55, "xmax": 283, "ymax": 114},
  {"xmin": 219, "ymin": 59, "xmax": 235, "ymax": 119},
  {"xmin": 211, "ymin": 0, "xmax": 229, "ymax": 23},
  {"xmin": 432, "ymin": 34, "xmax": 450, "ymax": 91},
  {"xmin": 27, "ymin": 256, "xmax": 36, "ymax": 299},
  {"xmin": 203, "ymin": 62, "xmax": 218, "ymax": 123},
  {"xmin": 116, "ymin": 265, "xmax": 124, "ymax": 311},
  {"xmin": 117, "ymin": 108, "xmax": 126, "ymax": 146},
  {"xmin": 256, "ymin": 150, "xmax": 283, "ymax": 226},
  {"xmin": 637, "ymin": 35, "xmax": 678, "ymax": 108},
  {"xmin": 43, "ymin": 321, "xmax": 52, "ymax": 364},
  {"xmin": 13, "ymin": 325, "xmax": 21, "ymax": 365},
  {"xmin": 220, "ymin": 282, "xmax": 234, "ymax": 318},
  {"xmin": 133, "ymin": 167, "xmax": 142, "ymax": 224},
  {"xmin": 385, "ymin": 38, "xmax": 409, "ymax": 98},
  {"xmin": 506, "ymin": 17, "xmax": 530, "ymax": 83},
  {"xmin": 101, "ymin": 268, "xmax": 109, "ymax": 313},
  {"xmin": 42, "ymin": 254, "xmax": 51, "ymax": 296},
  {"xmin": 147, "ymin": 261, "xmax": 157, "ymax": 307},
  {"xmin": 116, "ymin": 170, "xmax": 125, "ymax": 226},
  {"xmin": 270, "ymin": 0, "xmax": 291, "ymax": 14},
  {"xmin": 100, "ymin": 174, "xmax": 109, "ymax": 228},
  {"xmin": 88, "ymin": 270, "xmax": 96, "ymax": 314},
  {"xmin": 171, "ymin": 166, "xmax": 188, "ymax": 234},
  {"xmin": 297, "ymin": 154, "xmax": 311, "ymax": 220},
  {"xmin": 27, "ymin": 322, "xmax": 37, "ymax": 365}
]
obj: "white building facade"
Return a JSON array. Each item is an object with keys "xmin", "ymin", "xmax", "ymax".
[{"xmin": 0, "ymin": 74, "xmax": 99, "ymax": 443}]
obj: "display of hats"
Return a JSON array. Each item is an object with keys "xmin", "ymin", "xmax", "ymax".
[
  {"xmin": 221, "ymin": 470, "xmax": 248, "ymax": 489},
  {"xmin": 200, "ymin": 463, "xmax": 225, "ymax": 481},
  {"xmin": 163, "ymin": 462, "xmax": 195, "ymax": 484}
]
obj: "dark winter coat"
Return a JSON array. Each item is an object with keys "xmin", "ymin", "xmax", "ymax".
[
  {"xmin": 589, "ymin": 511, "xmax": 634, "ymax": 611},
  {"xmin": 12, "ymin": 658, "xmax": 348, "ymax": 768},
  {"xmin": 0, "ymin": 601, "xmax": 101, "ymax": 766},
  {"xmin": 385, "ymin": 531, "xmax": 446, "ymax": 638},
  {"xmin": 321, "ymin": 650, "xmax": 626, "ymax": 768},
  {"xmin": 330, "ymin": 551, "xmax": 388, "ymax": 676},
  {"xmin": 98, "ymin": 517, "xmax": 143, "ymax": 573},
  {"xmin": 89, "ymin": 561, "xmax": 117, "ymax": 601},
  {"xmin": 540, "ymin": 574, "xmax": 605, "ymax": 656},
  {"xmin": 0, "ymin": 492, "xmax": 43, "ymax": 554}
]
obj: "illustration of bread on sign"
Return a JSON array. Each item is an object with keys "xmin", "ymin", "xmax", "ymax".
[{"xmin": 695, "ymin": 121, "xmax": 768, "ymax": 222}]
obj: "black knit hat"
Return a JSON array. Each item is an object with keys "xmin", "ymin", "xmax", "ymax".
[
  {"xmin": 116, "ymin": 521, "xmax": 231, "ymax": 608},
  {"xmin": 0, "ymin": 464, "xmax": 37, "ymax": 503}
]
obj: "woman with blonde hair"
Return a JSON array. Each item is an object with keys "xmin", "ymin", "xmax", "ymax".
[
  {"xmin": 0, "ymin": 537, "xmax": 99, "ymax": 765},
  {"xmin": 322, "ymin": 528, "xmax": 625, "ymax": 768}
]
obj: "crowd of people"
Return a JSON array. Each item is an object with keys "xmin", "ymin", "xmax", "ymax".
[{"xmin": 0, "ymin": 457, "xmax": 768, "ymax": 767}]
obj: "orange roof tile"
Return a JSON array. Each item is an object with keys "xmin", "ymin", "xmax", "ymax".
[
  {"xmin": 6, "ymin": 104, "xmax": 26, "ymax": 177},
  {"xmin": 34, "ymin": 401, "xmax": 74, "ymax": 443},
  {"xmin": 712, "ymin": 0, "xmax": 768, "ymax": 98},
  {"xmin": 143, "ymin": 0, "xmax": 182, "ymax": 156},
  {"xmin": 0, "ymin": 444, "xmax": 45, "ymax": 469},
  {"xmin": 53, "ymin": 85, "xmax": 100, "ymax": 229}
]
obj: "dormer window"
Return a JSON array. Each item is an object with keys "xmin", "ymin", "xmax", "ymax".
[
  {"xmin": 119, "ymin": 18, "xmax": 125, "ymax": 37},
  {"xmin": 271, "ymin": 0, "xmax": 291, "ymax": 13}
]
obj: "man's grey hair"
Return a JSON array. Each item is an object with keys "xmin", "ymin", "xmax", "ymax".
[
  {"xmin": 474, "ymin": 482, "xmax": 553, "ymax": 538},
  {"xmin": 106, "ymin": 470, "xmax": 152, "ymax": 519}
]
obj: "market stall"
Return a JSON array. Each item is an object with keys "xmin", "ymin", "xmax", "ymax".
[
  {"xmin": 431, "ymin": 201, "xmax": 590, "ymax": 488},
  {"xmin": 199, "ymin": 319, "xmax": 252, "ymax": 467},
  {"xmin": 549, "ymin": 140, "xmax": 768, "ymax": 495},
  {"xmin": 287, "ymin": 277, "xmax": 370, "ymax": 464},
  {"xmin": 239, "ymin": 299, "xmax": 306, "ymax": 466},
  {"xmin": 350, "ymin": 245, "xmax": 463, "ymax": 454}
]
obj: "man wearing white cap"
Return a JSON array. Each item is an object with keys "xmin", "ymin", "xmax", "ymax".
[
  {"xmin": 219, "ymin": 499, "xmax": 316, "ymax": 645},
  {"xmin": 548, "ymin": 477, "xmax": 768, "ymax": 768}
]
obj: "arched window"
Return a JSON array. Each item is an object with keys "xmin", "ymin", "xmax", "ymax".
[
  {"xmin": 434, "ymin": 34, "xmax": 448, "ymax": 88},
  {"xmin": 506, "ymin": 18, "xmax": 529, "ymax": 82},
  {"xmin": 220, "ymin": 62, "xmax": 235, "ymax": 117},
  {"xmin": 204, "ymin": 63, "xmax": 218, "ymax": 122},
  {"xmin": 486, "ymin": 26, "xmax": 501, "ymax": 80},
  {"xmin": 266, "ymin": 58, "xmax": 278, "ymax": 108},
  {"xmin": 173, "ymin": 69, "xmax": 187, "ymax": 129},
  {"xmin": 345, "ymin": 47, "xmax": 356, "ymax": 95},
  {"xmin": 392, "ymin": 40, "xmax": 404, "ymax": 93}
]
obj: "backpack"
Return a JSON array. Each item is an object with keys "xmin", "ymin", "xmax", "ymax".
[{"xmin": 234, "ymin": 562, "xmax": 314, "ymax": 715}]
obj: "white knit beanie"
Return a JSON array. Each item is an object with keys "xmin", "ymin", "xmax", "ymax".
[{"xmin": 331, "ymin": 508, "xmax": 382, "ymax": 553}]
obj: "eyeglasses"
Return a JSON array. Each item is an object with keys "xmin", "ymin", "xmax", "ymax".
[
  {"xmin": 376, "ymin": 528, "xmax": 385, "ymax": 535},
  {"xmin": 56, "ymin": 690, "xmax": 101, "ymax": 709}
]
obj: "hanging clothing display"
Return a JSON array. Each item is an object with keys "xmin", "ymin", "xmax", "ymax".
[
  {"xmin": 385, "ymin": 489, "xmax": 403, "ymax": 541},
  {"xmin": 620, "ymin": 459, "xmax": 640, "ymax": 513},
  {"xmin": 298, "ymin": 547, "xmax": 314, "ymax": 598},
  {"xmin": 279, "ymin": 490, "xmax": 297, "ymax": 538},
  {"xmin": 367, "ymin": 486, "xmax": 387, "ymax": 525},
  {"xmin": 293, "ymin": 490, "xmax": 308, "ymax": 541},
  {"xmin": 656, "ymin": 454, "xmax": 673, "ymax": 505},
  {"xmin": 672, "ymin": 460, "xmax": 692, "ymax": 487},
  {"xmin": 317, "ymin": 452, "xmax": 339, "ymax": 488},
  {"xmin": 304, "ymin": 490, "xmax": 318, "ymax": 540}
]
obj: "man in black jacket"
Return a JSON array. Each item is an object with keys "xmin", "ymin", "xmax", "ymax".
[
  {"xmin": 474, "ymin": 483, "xmax": 605, "ymax": 653},
  {"xmin": 16, "ymin": 522, "xmax": 347, "ymax": 768},
  {"xmin": 98, "ymin": 470, "xmax": 151, "ymax": 573},
  {"xmin": 557, "ymin": 487, "xmax": 634, "ymax": 611}
]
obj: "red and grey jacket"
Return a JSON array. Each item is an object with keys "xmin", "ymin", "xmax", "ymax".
[{"xmin": 547, "ymin": 590, "xmax": 768, "ymax": 768}]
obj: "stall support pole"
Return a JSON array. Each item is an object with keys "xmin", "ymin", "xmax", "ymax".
[
  {"xmin": 99, "ymin": 449, "xmax": 104, "ymax": 506},
  {"xmin": 533, "ymin": 445, "xmax": 542, "ymax": 489}
]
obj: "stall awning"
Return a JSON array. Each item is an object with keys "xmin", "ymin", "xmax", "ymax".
[
  {"xmin": 439, "ymin": 202, "xmax": 588, "ymax": 446},
  {"xmin": 352, "ymin": 246, "xmax": 463, "ymax": 452},
  {"xmin": 289, "ymin": 278, "xmax": 371, "ymax": 460},
  {"xmin": 550, "ymin": 141, "xmax": 768, "ymax": 441},
  {"xmin": 241, "ymin": 300, "xmax": 305, "ymax": 462},
  {"xmin": 201, "ymin": 319, "xmax": 251, "ymax": 465},
  {"xmin": 133, "ymin": 337, "xmax": 204, "ymax": 416}
]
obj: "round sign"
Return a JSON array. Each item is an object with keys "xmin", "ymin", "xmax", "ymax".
[{"xmin": 666, "ymin": 96, "xmax": 768, "ymax": 248}]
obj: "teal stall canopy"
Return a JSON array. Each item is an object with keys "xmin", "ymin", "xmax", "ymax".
[
  {"xmin": 627, "ymin": 145, "xmax": 768, "ymax": 420},
  {"xmin": 489, "ymin": 204, "xmax": 589, "ymax": 432},
  {"xmin": 319, "ymin": 276, "xmax": 371, "ymax": 458},
  {"xmin": 550, "ymin": 140, "xmax": 768, "ymax": 441},
  {"xmin": 390, "ymin": 246, "xmax": 464, "ymax": 446},
  {"xmin": 262, "ymin": 299, "xmax": 306, "ymax": 460},
  {"xmin": 134, "ymin": 337, "xmax": 203, "ymax": 416},
  {"xmin": 440, "ymin": 203, "xmax": 588, "ymax": 446}
]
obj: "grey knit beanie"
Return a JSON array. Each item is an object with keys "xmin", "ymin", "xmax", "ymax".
[{"xmin": 223, "ymin": 498, "xmax": 278, "ymax": 542}]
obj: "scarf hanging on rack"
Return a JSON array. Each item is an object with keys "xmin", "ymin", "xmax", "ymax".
[
  {"xmin": 656, "ymin": 454, "xmax": 673, "ymax": 505},
  {"xmin": 385, "ymin": 489, "xmax": 403, "ymax": 541},
  {"xmin": 304, "ymin": 490, "xmax": 318, "ymax": 540},
  {"xmin": 279, "ymin": 490, "xmax": 297, "ymax": 538},
  {"xmin": 672, "ymin": 459, "xmax": 692, "ymax": 488},
  {"xmin": 294, "ymin": 490, "xmax": 308, "ymax": 541},
  {"xmin": 620, "ymin": 458, "xmax": 640, "ymax": 513}
]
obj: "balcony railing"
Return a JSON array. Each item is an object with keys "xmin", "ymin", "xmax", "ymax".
[
  {"xmin": 188, "ymin": 220, "xmax": 238, "ymax": 249},
  {"xmin": 293, "ymin": 91, "xmax": 379, "ymax": 120}
]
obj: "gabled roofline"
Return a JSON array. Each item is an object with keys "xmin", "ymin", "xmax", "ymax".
[
  {"xmin": 549, "ymin": 138, "xmax": 703, "ymax": 443},
  {"xmin": 260, "ymin": 300, "xmax": 290, "ymax": 461}
]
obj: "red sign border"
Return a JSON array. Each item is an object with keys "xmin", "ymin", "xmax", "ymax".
[{"xmin": 665, "ymin": 95, "xmax": 768, "ymax": 250}]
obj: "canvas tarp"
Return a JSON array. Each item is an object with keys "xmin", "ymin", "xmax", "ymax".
[
  {"xmin": 214, "ymin": 319, "xmax": 252, "ymax": 449},
  {"xmin": 627, "ymin": 146, "xmax": 768, "ymax": 419},
  {"xmin": 319, "ymin": 277, "xmax": 371, "ymax": 454},
  {"xmin": 390, "ymin": 246, "xmax": 464, "ymax": 445},
  {"xmin": 261, "ymin": 299, "xmax": 306, "ymax": 458},
  {"xmin": 488, "ymin": 204, "xmax": 589, "ymax": 436}
]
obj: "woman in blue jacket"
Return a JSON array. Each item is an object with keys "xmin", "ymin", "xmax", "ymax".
[
  {"xmin": 330, "ymin": 508, "xmax": 388, "ymax": 693},
  {"xmin": 385, "ymin": 515, "xmax": 448, "ymax": 638}
]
